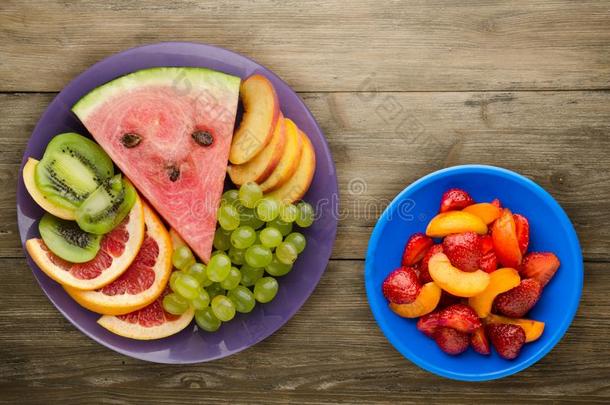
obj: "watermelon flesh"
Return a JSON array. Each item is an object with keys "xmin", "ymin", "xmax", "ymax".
[{"xmin": 73, "ymin": 67, "xmax": 240, "ymax": 263}]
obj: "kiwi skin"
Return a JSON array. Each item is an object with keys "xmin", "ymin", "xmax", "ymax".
[{"xmin": 39, "ymin": 213, "xmax": 101, "ymax": 263}]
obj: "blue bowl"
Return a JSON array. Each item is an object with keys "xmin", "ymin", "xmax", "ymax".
[{"xmin": 365, "ymin": 165, "xmax": 583, "ymax": 381}]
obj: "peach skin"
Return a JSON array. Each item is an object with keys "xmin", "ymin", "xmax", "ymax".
[
  {"xmin": 389, "ymin": 282, "xmax": 441, "ymax": 318},
  {"xmin": 426, "ymin": 211, "xmax": 488, "ymax": 238},
  {"xmin": 428, "ymin": 253, "xmax": 490, "ymax": 297},
  {"xmin": 468, "ymin": 268, "xmax": 521, "ymax": 318}
]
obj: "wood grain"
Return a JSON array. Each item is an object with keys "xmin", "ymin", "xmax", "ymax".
[{"xmin": 1, "ymin": 0, "xmax": 609, "ymax": 92}]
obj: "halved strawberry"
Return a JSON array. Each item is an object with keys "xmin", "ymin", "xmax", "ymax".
[
  {"xmin": 480, "ymin": 235, "xmax": 494, "ymax": 254},
  {"xmin": 439, "ymin": 188, "xmax": 474, "ymax": 213},
  {"xmin": 401, "ymin": 233, "xmax": 433, "ymax": 267},
  {"xmin": 438, "ymin": 291, "xmax": 462, "ymax": 309},
  {"xmin": 443, "ymin": 232, "xmax": 482, "ymax": 272},
  {"xmin": 382, "ymin": 267, "xmax": 421, "ymax": 304},
  {"xmin": 420, "ymin": 244, "xmax": 443, "ymax": 284},
  {"xmin": 520, "ymin": 252, "xmax": 560, "ymax": 287},
  {"xmin": 417, "ymin": 312, "xmax": 440, "ymax": 338},
  {"xmin": 438, "ymin": 303, "xmax": 481, "ymax": 333},
  {"xmin": 487, "ymin": 323, "xmax": 526, "ymax": 360},
  {"xmin": 491, "ymin": 198, "xmax": 502, "ymax": 209},
  {"xmin": 434, "ymin": 327, "xmax": 470, "ymax": 355},
  {"xmin": 479, "ymin": 235, "xmax": 497, "ymax": 273},
  {"xmin": 513, "ymin": 214, "xmax": 530, "ymax": 255},
  {"xmin": 494, "ymin": 278, "xmax": 542, "ymax": 318},
  {"xmin": 470, "ymin": 326, "xmax": 491, "ymax": 355},
  {"xmin": 491, "ymin": 208, "xmax": 522, "ymax": 268}
]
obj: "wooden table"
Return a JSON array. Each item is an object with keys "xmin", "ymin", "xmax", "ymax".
[{"xmin": 1, "ymin": 1, "xmax": 609, "ymax": 403}]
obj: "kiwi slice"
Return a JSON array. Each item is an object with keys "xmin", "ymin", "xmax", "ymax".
[
  {"xmin": 39, "ymin": 213, "xmax": 101, "ymax": 263},
  {"xmin": 35, "ymin": 133, "xmax": 114, "ymax": 211},
  {"xmin": 75, "ymin": 174, "xmax": 137, "ymax": 235}
]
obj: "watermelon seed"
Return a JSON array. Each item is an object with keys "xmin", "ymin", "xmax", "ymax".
[
  {"xmin": 192, "ymin": 130, "xmax": 213, "ymax": 146},
  {"xmin": 167, "ymin": 165, "xmax": 180, "ymax": 182},
  {"xmin": 121, "ymin": 133, "xmax": 142, "ymax": 148}
]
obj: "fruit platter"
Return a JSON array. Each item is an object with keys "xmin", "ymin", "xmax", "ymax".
[{"xmin": 17, "ymin": 42, "xmax": 338, "ymax": 363}]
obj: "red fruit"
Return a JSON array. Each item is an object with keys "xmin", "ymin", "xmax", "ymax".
[
  {"xmin": 420, "ymin": 244, "xmax": 443, "ymax": 284},
  {"xmin": 520, "ymin": 252, "xmax": 560, "ymax": 287},
  {"xmin": 382, "ymin": 267, "xmax": 422, "ymax": 304},
  {"xmin": 401, "ymin": 233, "xmax": 433, "ymax": 267},
  {"xmin": 513, "ymin": 214, "xmax": 530, "ymax": 255},
  {"xmin": 442, "ymin": 232, "xmax": 482, "ymax": 272},
  {"xmin": 439, "ymin": 188, "xmax": 474, "ymax": 213},
  {"xmin": 491, "ymin": 208, "xmax": 522, "ymax": 268},
  {"xmin": 491, "ymin": 198, "xmax": 502, "ymax": 209},
  {"xmin": 480, "ymin": 235, "xmax": 494, "ymax": 254},
  {"xmin": 470, "ymin": 326, "xmax": 491, "ymax": 355},
  {"xmin": 417, "ymin": 312, "xmax": 440, "ymax": 338},
  {"xmin": 434, "ymin": 327, "xmax": 470, "ymax": 355},
  {"xmin": 438, "ymin": 291, "xmax": 462, "ymax": 308},
  {"xmin": 494, "ymin": 279, "xmax": 542, "ymax": 318},
  {"xmin": 479, "ymin": 251, "xmax": 497, "ymax": 273},
  {"xmin": 487, "ymin": 323, "xmax": 526, "ymax": 360},
  {"xmin": 438, "ymin": 303, "xmax": 481, "ymax": 333}
]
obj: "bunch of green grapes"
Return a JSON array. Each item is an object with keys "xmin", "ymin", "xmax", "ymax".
[{"xmin": 162, "ymin": 181, "xmax": 315, "ymax": 332}]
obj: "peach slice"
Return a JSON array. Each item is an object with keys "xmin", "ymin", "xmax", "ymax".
[
  {"xmin": 260, "ymin": 118, "xmax": 303, "ymax": 192},
  {"xmin": 468, "ymin": 268, "xmax": 521, "ymax": 318},
  {"xmin": 426, "ymin": 211, "xmax": 487, "ymax": 238},
  {"xmin": 228, "ymin": 114, "xmax": 286, "ymax": 186},
  {"xmin": 485, "ymin": 313, "xmax": 545, "ymax": 343},
  {"xmin": 492, "ymin": 208, "xmax": 522, "ymax": 268},
  {"xmin": 265, "ymin": 129, "xmax": 316, "ymax": 203},
  {"xmin": 462, "ymin": 203, "xmax": 501, "ymax": 225},
  {"xmin": 230, "ymin": 74, "xmax": 280, "ymax": 164},
  {"xmin": 389, "ymin": 282, "xmax": 441, "ymax": 318},
  {"xmin": 428, "ymin": 253, "xmax": 490, "ymax": 297}
]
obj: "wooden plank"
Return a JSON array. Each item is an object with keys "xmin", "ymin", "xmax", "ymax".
[
  {"xmin": 2, "ymin": 91, "xmax": 609, "ymax": 260},
  {"xmin": 1, "ymin": 0, "xmax": 609, "ymax": 92},
  {"xmin": 0, "ymin": 259, "xmax": 608, "ymax": 403}
]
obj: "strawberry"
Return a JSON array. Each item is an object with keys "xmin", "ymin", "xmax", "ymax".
[
  {"xmin": 479, "ymin": 235, "xmax": 497, "ymax": 273},
  {"xmin": 494, "ymin": 278, "xmax": 542, "ymax": 318},
  {"xmin": 438, "ymin": 303, "xmax": 481, "ymax": 333},
  {"xmin": 487, "ymin": 323, "xmax": 526, "ymax": 360},
  {"xmin": 438, "ymin": 291, "xmax": 462, "ymax": 308},
  {"xmin": 513, "ymin": 214, "xmax": 530, "ymax": 255},
  {"xmin": 401, "ymin": 233, "xmax": 433, "ymax": 267},
  {"xmin": 439, "ymin": 188, "xmax": 474, "ymax": 213},
  {"xmin": 442, "ymin": 232, "xmax": 482, "ymax": 272},
  {"xmin": 382, "ymin": 267, "xmax": 421, "ymax": 304},
  {"xmin": 480, "ymin": 235, "xmax": 494, "ymax": 254},
  {"xmin": 434, "ymin": 327, "xmax": 470, "ymax": 355},
  {"xmin": 417, "ymin": 312, "xmax": 440, "ymax": 338},
  {"xmin": 470, "ymin": 326, "xmax": 491, "ymax": 355},
  {"xmin": 420, "ymin": 244, "xmax": 443, "ymax": 283},
  {"xmin": 491, "ymin": 198, "xmax": 502, "ymax": 209},
  {"xmin": 520, "ymin": 252, "xmax": 560, "ymax": 287}
]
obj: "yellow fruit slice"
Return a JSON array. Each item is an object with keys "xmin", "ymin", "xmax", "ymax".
[
  {"xmin": 259, "ymin": 118, "xmax": 303, "ymax": 192},
  {"xmin": 22, "ymin": 157, "xmax": 76, "ymax": 220}
]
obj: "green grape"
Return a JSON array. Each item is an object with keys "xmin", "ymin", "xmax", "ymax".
[
  {"xmin": 240, "ymin": 264, "xmax": 264, "ymax": 287},
  {"xmin": 254, "ymin": 277, "xmax": 279, "ymax": 303},
  {"xmin": 187, "ymin": 262, "xmax": 212, "ymax": 287},
  {"xmin": 195, "ymin": 307, "xmax": 221, "ymax": 332},
  {"xmin": 279, "ymin": 203, "xmax": 298, "ymax": 223},
  {"xmin": 172, "ymin": 245, "xmax": 195, "ymax": 270},
  {"xmin": 276, "ymin": 241, "xmax": 298, "ymax": 265},
  {"xmin": 211, "ymin": 250, "xmax": 225, "ymax": 257},
  {"xmin": 245, "ymin": 244, "xmax": 273, "ymax": 268},
  {"xmin": 206, "ymin": 282, "xmax": 226, "ymax": 299},
  {"xmin": 228, "ymin": 246, "xmax": 246, "ymax": 266},
  {"xmin": 266, "ymin": 218, "xmax": 293, "ymax": 236},
  {"xmin": 221, "ymin": 189, "xmax": 239, "ymax": 206},
  {"xmin": 228, "ymin": 286, "xmax": 256, "ymax": 313},
  {"xmin": 173, "ymin": 273, "xmax": 200, "ymax": 300},
  {"xmin": 230, "ymin": 226, "xmax": 256, "ymax": 249},
  {"xmin": 259, "ymin": 227, "xmax": 283, "ymax": 248},
  {"xmin": 296, "ymin": 201, "xmax": 315, "ymax": 227},
  {"xmin": 265, "ymin": 255, "xmax": 293, "ymax": 277},
  {"xmin": 162, "ymin": 293, "xmax": 189, "ymax": 315},
  {"xmin": 285, "ymin": 232, "xmax": 307, "ymax": 253},
  {"xmin": 213, "ymin": 227, "xmax": 232, "ymax": 251},
  {"xmin": 217, "ymin": 204, "xmax": 240, "ymax": 230},
  {"xmin": 191, "ymin": 288, "xmax": 210, "ymax": 310},
  {"xmin": 211, "ymin": 295, "xmax": 236, "ymax": 322},
  {"xmin": 255, "ymin": 198, "xmax": 280, "ymax": 222},
  {"xmin": 169, "ymin": 271, "xmax": 181, "ymax": 292},
  {"xmin": 220, "ymin": 267, "xmax": 242, "ymax": 290},
  {"xmin": 207, "ymin": 253, "xmax": 232, "ymax": 282},
  {"xmin": 239, "ymin": 206, "xmax": 265, "ymax": 229},
  {"xmin": 238, "ymin": 181, "xmax": 263, "ymax": 208}
]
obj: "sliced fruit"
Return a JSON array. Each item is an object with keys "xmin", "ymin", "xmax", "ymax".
[
  {"xmin": 26, "ymin": 197, "xmax": 145, "ymax": 290},
  {"xmin": 494, "ymin": 278, "xmax": 542, "ymax": 318},
  {"xmin": 228, "ymin": 114, "xmax": 286, "ymax": 185},
  {"xmin": 23, "ymin": 158, "xmax": 76, "ymax": 220},
  {"xmin": 169, "ymin": 228, "xmax": 186, "ymax": 249},
  {"xmin": 434, "ymin": 327, "xmax": 469, "ymax": 355},
  {"xmin": 426, "ymin": 211, "xmax": 487, "ymax": 238},
  {"xmin": 417, "ymin": 312, "xmax": 440, "ymax": 337},
  {"xmin": 462, "ymin": 203, "xmax": 501, "ymax": 225},
  {"xmin": 468, "ymin": 267, "xmax": 521, "ymax": 318},
  {"xmin": 230, "ymin": 74, "xmax": 280, "ymax": 164},
  {"xmin": 389, "ymin": 282, "xmax": 441, "ymax": 318},
  {"xmin": 491, "ymin": 208, "xmax": 522, "ymax": 268},
  {"xmin": 520, "ymin": 252, "xmax": 560, "ymax": 287},
  {"xmin": 382, "ymin": 267, "xmax": 421, "ymax": 304},
  {"xmin": 265, "ymin": 129, "xmax": 316, "ymax": 204},
  {"xmin": 439, "ymin": 188, "xmax": 474, "ymax": 213},
  {"xmin": 65, "ymin": 203, "xmax": 172, "ymax": 315},
  {"xmin": 437, "ymin": 303, "xmax": 482, "ymax": 333},
  {"xmin": 38, "ymin": 213, "xmax": 101, "ymax": 263},
  {"xmin": 479, "ymin": 235, "xmax": 497, "ymax": 273},
  {"xmin": 442, "ymin": 232, "xmax": 482, "ymax": 272},
  {"xmin": 485, "ymin": 313, "xmax": 545, "ymax": 343},
  {"xmin": 486, "ymin": 323, "xmax": 526, "ymax": 360},
  {"xmin": 428, "ymin": 252, "xmax": 490, "ymax": 297},
  {"xmin": 401, "ymin": 233, "xmax": 433, "ymax": 267},
  {"xmin": 420, "ymin": 244, "xmax": 443, "ymax": 283},
  {"xmin": 97, "ymin": 287, "xmax": 194, "ymax": 340},
  {"xmin": 471, "ymin": 326, "xmax": 491, "ymax": 355},
  {"xmin": 259, "ymin": 118, "xmax": 303, "ymax": 192},
  {"xmin": 513, "ymin": 214, "xmax": 530, "ymax": 255}
]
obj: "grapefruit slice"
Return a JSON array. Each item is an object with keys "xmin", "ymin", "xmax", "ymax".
[
  {"xmin": 26, "ymin": 196, "xmax": 145, "ymax": 290},
  {"xmin": 72, "ymin": 67, "xmax": 241, "ymax": 264},
  {"xmin": 65, "ymin": 202, "xmax": 172, "ymax": 315},
  {"xmin": 97, "ymin": 286, "xmax": 194, "ymax": 340}
]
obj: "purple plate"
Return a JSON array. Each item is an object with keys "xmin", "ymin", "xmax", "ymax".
[{"xmin": 17, "ymin": 42, "xmax": 338, "ymax": 364}]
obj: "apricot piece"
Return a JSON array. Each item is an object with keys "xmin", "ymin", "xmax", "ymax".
[
  {"xmin": 491, "ymin": 208, "xmax": 522, "ymax": 268},
  {"xmin": 428, "ymin": 253, "xmax": 490, "ymax": 297},
  {"xmin": 468, "ymin": 268, "xmax": 521, "ymax": 318},
  {"xmin": 425, "ymin": 211, "xmax": 487, "ymax": 238},
  {"xmin": 462, "ymin": 203, "xmax": 501, "ymax": 225},
  {"xmin": 389, "ymin": 282, "xmax": 441, "ymax": 318},
  {"xmin": 259, "ymin": 118, "xmax": 303, "ymax": 192},
  {"xmin": 485, "ymin": 313, "xmax": 545, "ymax": 343}
]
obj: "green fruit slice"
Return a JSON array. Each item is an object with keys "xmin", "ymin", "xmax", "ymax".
[
  {"xmin": 35, "ymin": 132, "xmax": 114, "ymax": 211},
  {"xmin": 39, "ymin": 213, "xmax": 101, "ymax": 263}
]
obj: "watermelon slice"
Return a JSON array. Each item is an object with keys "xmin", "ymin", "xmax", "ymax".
[{"xmin": 73, "ymin": 67, "xmax": 241, "ymax": 263}]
